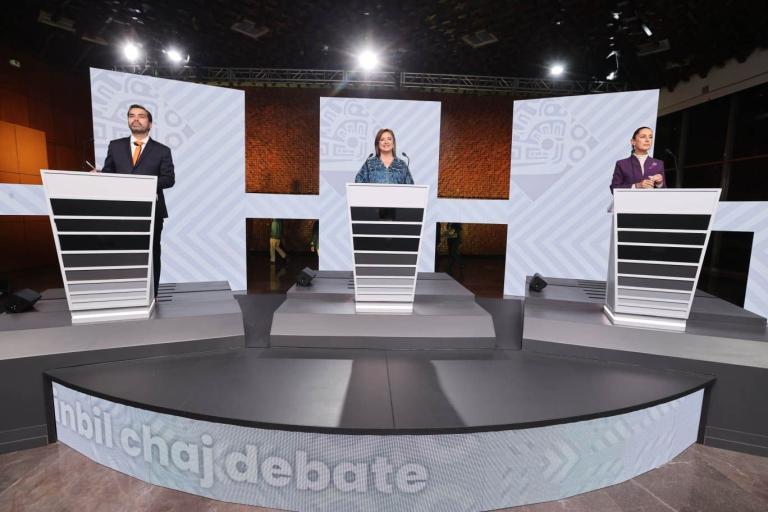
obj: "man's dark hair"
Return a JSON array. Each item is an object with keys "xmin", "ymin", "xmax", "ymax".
[{"xmin": 127, "ymin": 104, "xmax": 153, "ymax": 123}]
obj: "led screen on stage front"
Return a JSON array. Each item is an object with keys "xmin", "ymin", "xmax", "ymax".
[{"xmin": 53, "ymin": 380, "xmax": 701, "ymax": 511}]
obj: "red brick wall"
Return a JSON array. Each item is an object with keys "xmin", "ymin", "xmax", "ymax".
[
  {"xmin": 243, "ymin": 88, "xmax": 515, "ymax": 202},
  {"xmin": 438, "ymin": 95, "xmax": 513, "ymax": 200},
  {"xmin": 245, "ymin": 88, "xmax": 319, "ymax": 194},
  {"xmin": 243, "ymin": 88, "xmax": 514, "ymax": 254}
]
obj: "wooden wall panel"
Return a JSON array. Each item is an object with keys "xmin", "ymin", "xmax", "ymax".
[
  {"xmin": 23, "ymin": 217, "xmax": 56, "ymax": 268},
  {"xmin": 0, "ymin": 171, "xmax": 19, "ymax": 183},
  {"xmin": 53, "ymin": 144, "xmax": 80, "ymax": 171},
  {"xmin": 27, "ymin": 99, "xmax": 54, "ymax": 134},
  {"xmin": 50, "ymin": 107, "xmax": 76, "ymax": 146},
  {"xmin": 16, "ymin": 125, "xmax": 48, "ymax": 175},
  {"xmin": 19, "ymin": 174, "xmax": 42, "ymax": 185},
  {"xmin": 0, "ymin": 217, "xmax": 25, "ymax": 273},
  {"xmin": 0, "ymin": 89, "xmax": 29, "ymax": 125},
  {"xmin": 0, "ymin": 121, "xmax": 18, "ymax": 174},
  {"xmin": 0, "ymin": 47, "xmax": 91, "ymax": 281}
]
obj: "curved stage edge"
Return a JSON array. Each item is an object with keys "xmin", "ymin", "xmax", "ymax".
[{"xmin": 48, "ymin": 367, "xmax": 706, "ymax": 512}]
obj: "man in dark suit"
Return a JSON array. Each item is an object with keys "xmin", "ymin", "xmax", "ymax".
[{"xmin": 102, "ymin": 104, "xmax": 175, "ymax": 295}]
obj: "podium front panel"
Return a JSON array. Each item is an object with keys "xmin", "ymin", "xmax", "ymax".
[
  {"xmin": 606, "ymin": 188, "xmax": 720, "ymax": 329},
  {"xmin": 347, "ymin": 184, "xmax": 429, "ymax": 312},
  {"xmin": 41, "ymin": 170, "xmax": 157, "ymax": 322}
]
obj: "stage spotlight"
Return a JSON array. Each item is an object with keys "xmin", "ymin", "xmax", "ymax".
[
  {"xmin": 642, "ymin": 23, "xmax": 653, "ymax": 37},
  {"xmin": 164, "ymin": 48, "xmax": 187, "ymax": 64},
  {"xmin": 606, "ymin": 71, "xmax": 617, "ymax": 80},
  {"xmin": 123, "ymin": 42, "xmax": 141, "ymax": 62},
  {"xmin": 357, "ymin": 50, "xmax": 379, "ymax": 71},
  {"xmin": 612, "ymin": 11, "xmax": 621, "ymax": 20},
  {"xmin": 549, "ymin": 63, "xmax": 565, "ymax": 77}
]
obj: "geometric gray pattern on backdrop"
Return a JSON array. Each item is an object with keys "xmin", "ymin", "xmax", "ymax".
[
  {"xmin": 54, "ymin": 382, "xmax": 703, "ymax": 512},
  {"xmin": 90, "ymin": 69, "xmax": 247, "ymax": 290},
  {"xmin": 504, "ymin": 90, "xmax": 659, "ymax": 297},
  {"xmin": 318, "ymin": 97, "xmax": 442, "ymax": 272}
]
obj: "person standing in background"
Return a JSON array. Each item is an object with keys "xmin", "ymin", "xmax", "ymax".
[
  {"xmin": 446, "ymin": 223, "xmax": 464, "ymax": 277},
  {"xmin": 310, "ymin": 220, "xmax": 319, "ymax": 257},
  {"xmin": 270, "ymin": 219, "xmax": 287, "ymax": 264}
]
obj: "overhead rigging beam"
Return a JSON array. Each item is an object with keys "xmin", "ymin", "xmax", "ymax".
[{"xmin": 112, "ymin": 66, "xmax": 628, "ymax": 96}]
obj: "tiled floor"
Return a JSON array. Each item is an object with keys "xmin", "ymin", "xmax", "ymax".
[{"xmin": 0, "ymin": 443, "xmax": 765, "ymax": 511}]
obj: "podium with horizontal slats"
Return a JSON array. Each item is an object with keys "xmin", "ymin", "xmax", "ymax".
[
  {"xmin": 41, "ymin": 170, "xmax": 157, "ymax": 323},
  {"xmin": 604, "ymin": 188, "xmax": 721, "ymax": 331},
  {"xmin": 347, "ymin": 183, "xmax": 429, "ymax": 313}
]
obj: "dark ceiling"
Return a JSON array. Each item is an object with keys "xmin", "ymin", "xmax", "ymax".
[{"xmin": 3, "ymin": 0, "xmax": 767, "ymax": 90}]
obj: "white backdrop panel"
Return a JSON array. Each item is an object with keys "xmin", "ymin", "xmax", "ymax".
[
  {"xmin": 504, "ymin": 90, "xmax": 659, "ymax": 296},
  {"xmin": 319, "ymin": 98, "xmax": 441, "ymax": 271},
  {"xmin": 90, "ymin": 69, "xmax": 246, "ymax": 289}
]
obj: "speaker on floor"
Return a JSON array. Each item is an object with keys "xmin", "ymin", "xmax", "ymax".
[
  {"xmin": 4, "ymin": 288, "xmax": 41, "ymax": 313},
  {"xmin": 529, "ymin": 273, "xmax": 548, "ymax": 293},
  {"xmin": 296, "ymin": 267, "xmax": 317, "ymax": 287}
]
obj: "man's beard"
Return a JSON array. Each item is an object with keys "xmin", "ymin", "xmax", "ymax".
[{"xmin": 130, "ymin": 124, "xmax": 149, "ymax": 135}]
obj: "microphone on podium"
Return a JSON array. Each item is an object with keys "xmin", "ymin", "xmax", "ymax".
[
  {"xmin": 402, "ymin": 151, "xmax": 410, "ymax": 168},
  {"xmin": 664, "ymin": 148, "xmax": 679, "ymax": 187},
  {"xmin": 664, "ymin": 148, "xmax": 679, "ymax": 168}
]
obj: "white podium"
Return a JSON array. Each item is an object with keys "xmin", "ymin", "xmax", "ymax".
[
  {"xmin": 41, "ymin": 170, "xmax": 158, "ymax": 324},
  {"xmin": 346, "ymin": 183, "xmax": 429, "ymax": 313},
  {"xmin": 604, "ymin": 188, "xmax": 721, "ymax": 331}
]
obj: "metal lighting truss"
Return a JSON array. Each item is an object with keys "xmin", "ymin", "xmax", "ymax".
[{"xmin": 112, "ymin": 66, "xmax": 628, "ymax": 95}]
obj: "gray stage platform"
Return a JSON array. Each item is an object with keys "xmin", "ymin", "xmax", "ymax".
[
  {"xmin": 522, "ymin": 277, "xmax": 768, "ymax": 456},
  {"xmin": 46, "ymin": 346, "xmax": 710, "ymax": 432},
  {"xmin": 0, "ymin": 282, "xmax": 244, "ymax": 453},
  {"xmin": 270, "ymin": 272, "xmax": 497, "ymax": 349},
  {"xmin": 524, "ymin": 276, "xmax": 767, "ymax": 329}
]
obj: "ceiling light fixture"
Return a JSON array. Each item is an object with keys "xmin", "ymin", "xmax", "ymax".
[
  {"xmin": 642, "ymin": 23, "xmax": 653, "ymax": 37},
  {"xmin": 164, "ymin": 48, "xmax": 188, "ymax": 64},
  {"xmin": 123, "ymin": 42, "xmax": 141, "ymax": 62},
  {"xmin": 357, "ymin": 49, "xmax": 379, "ymax": 71},
  {"xmin": 549, "ymin": 63, "xmax": 565, "ymax": 77}
]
